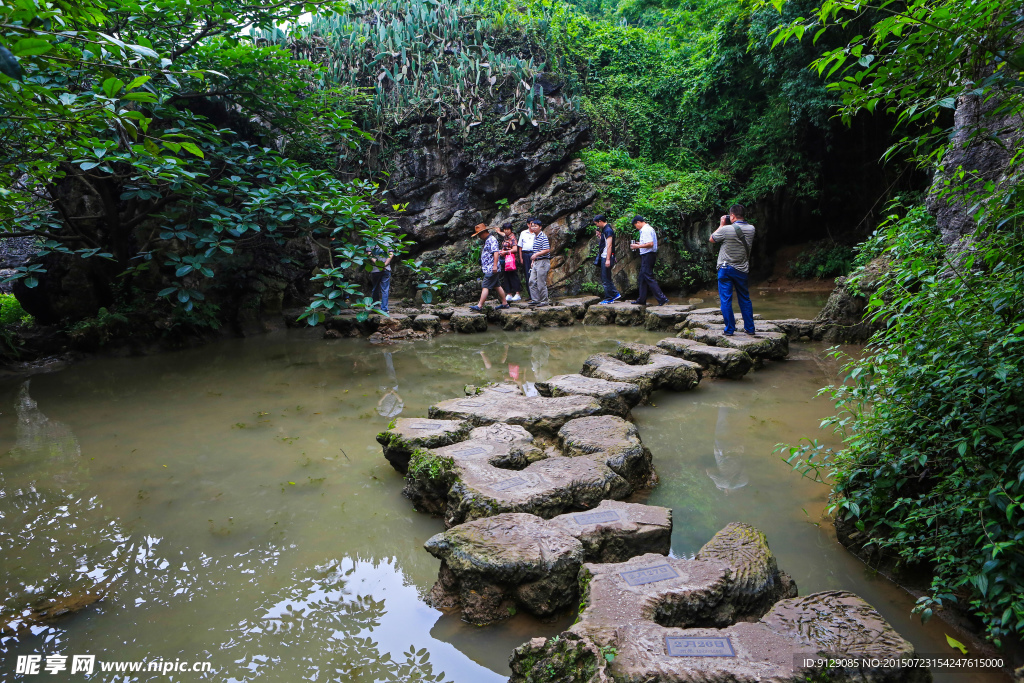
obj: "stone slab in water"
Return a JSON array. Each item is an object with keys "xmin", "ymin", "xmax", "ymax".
[
  {"xmin": 656, "ymin": 337, "xmax": 753, "ymax": 380},
  {"xmin": 450, "ymin": 309, "xmax": 488, "ymax": 333},
  {"xmin": 497, "ymin": 306, "xmax": 576, "ymax": 330},
  {"xmin": 644, "ymin": 304, "xmax": 694, "ymax": 330},
  {"xmin": 557, "ymin": 296, "xmax": 602, "ymax": 319},
  {"xmin": 582, "ymin": 301, "xmax": 645, "ymax": 327},
  {"xmin": 428, "ymin": 393, "xmax": 605, "ymax": 437},
  {"xmin": 412, "ymin": 314, "xmax": 441, "ymax": 333},
  {"xmin": 762, "ymin": 318, "xmax": 818, "ymax": 340},
  {"xmin": 681, "ymin": 328, "xmax": 789, "ymax": 362},
  {"xmin": 558, "ymin": 415, "xmax": 656, "ymax": 489},
  {"xmin": 404, "ymin": 416, "xmax": 657, "ymax": 528},
  {"xmin": 581, "ymin": 351, "xmax": 701, "ymax": 400},
  {"xmin": 534, "ymin": 374, "xmax": 643, "ymax": 416},
  {"xmin": 424, "ymin": 500, "xmax": 671, "ymax": 624},
  {"xmin": 376, "ymin": 417, "xmax": 471, "ymax": 473}
]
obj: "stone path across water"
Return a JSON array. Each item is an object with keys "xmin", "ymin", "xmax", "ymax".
[{"xmin": 372, "ymin": 313, "xmax": 924, "ymax": 681}]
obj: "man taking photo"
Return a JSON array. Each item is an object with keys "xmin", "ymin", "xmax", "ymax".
[{"xmin": 709, "ymin": 204, "xmax": 756, "ymax": 336}]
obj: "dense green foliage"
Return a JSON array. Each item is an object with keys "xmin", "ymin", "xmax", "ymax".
[
  {"xmin": 0, "ymin": 293, "xmax": 32, "ymax": 326},
  {"xmin": 0, "ymin": 0, "xmax": 438, "ymax": 326},
  {"xmin": 788, "ymin": 242, "xmax": 854, "ymax": 278},
  {"xmin": 773, "ymin": 0, "xmax": 1024, "ymax": 644}
]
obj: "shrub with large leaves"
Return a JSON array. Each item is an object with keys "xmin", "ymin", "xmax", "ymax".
[{"xmin": 1, "ymin": 0, "xmax": 433, "ymax": 325}]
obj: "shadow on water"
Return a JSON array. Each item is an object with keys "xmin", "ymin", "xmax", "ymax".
[{"xmin": 0, "ymin": 299, "xmax": 1010, "ymax": 681}]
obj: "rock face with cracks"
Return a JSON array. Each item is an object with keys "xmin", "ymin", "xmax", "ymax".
[
  {"xmin": 535, "ymin": 374, "xmax": 643, "ymax": 416},
  {"xmin": 656, "ymin": 337, "xmax": 753, "ymax": 380},
  {"xmin": 424, "ymin": 500, "xmax": 671, "ymax": 624},
  {"xmin": 428, "ymin": 393, "xmax": 605, "ymax": 437},
  {"xmin": 376, "ymin": 417, "xmax": 470, "ymax": 473},
  {"xmin": 510, "ymin": 523, "xmax": 925, "ymax": 683},
  {"xmin": 581, "ymin": 347, "xmax": 701, "ymax": 400},
  {"xmin": 403, "ymin": 416, "xmax": 657, "ymax": 527},
  {"xmin": 582, "ymin": 301, "xmax": 646, "ymax": 327}
]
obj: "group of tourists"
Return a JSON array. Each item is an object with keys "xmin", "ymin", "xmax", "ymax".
[
  {"xmin": 370, "ymin": 203, "xmax": 758, "ymax": 337},
  {"xmin": 468, "ymin": 217, "xmax": 551, "ymax": 312}
]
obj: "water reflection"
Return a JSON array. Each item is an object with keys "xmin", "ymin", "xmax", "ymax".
[
  {"xmin": 705, "ymin": 404, "xmax": 749, "ymax": 492},
  {"xmin": 1, "ymin": 383, "xmax": 128, "ymax": 642},
  {"xmin": 377, "ymin": 352, "xmax": 404, "ymax": 419}
]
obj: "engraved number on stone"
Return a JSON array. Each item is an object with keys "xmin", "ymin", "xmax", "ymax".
[
  {"xmin": 410, "ymin": 422, "xmax": 438, "ymax": 429},
  {"xmin": 619, "ymin": 564, "xmax": 679, "ymax": 586},
  {"xmin": 664, "ymin": 636, "xmax": 736, "ymax": 657},
  {"xmin": 573, "ymin": 510, "xmax": 621, "ymax": 525}
]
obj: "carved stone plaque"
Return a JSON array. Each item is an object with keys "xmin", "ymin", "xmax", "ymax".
[
  {"xmin": 619, "ymin": 563, "xmax": 679, "ymax": 586},
  {"xmin": 573, "ymin": 510, "xmax": 621, "ymax": 525},
  {"xmin": 665, "ymin": 636, "xmax": 736, "ymax": 657},
  {"xmin": 409, "ymin": 422, "xmax": 439, "ymax": 430},
  {"xmin": 491, "ymin": 476, "xmax": 527, "ymax": 491}
]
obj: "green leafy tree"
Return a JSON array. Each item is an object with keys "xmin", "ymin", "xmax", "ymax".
[
  {"xmin": 769, "ymin": 0, "xmax": 1024, "ymax": 645},
  {"xmin": 1, "ymin": 0, "xmax": 436, "ymax": 325}
]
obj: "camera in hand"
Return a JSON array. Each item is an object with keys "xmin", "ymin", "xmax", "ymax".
[{"xmin": 722, "ymin": 214, "xmax": 732, "ymax": 225}]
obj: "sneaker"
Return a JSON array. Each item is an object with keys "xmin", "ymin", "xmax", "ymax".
[
  {"xmin": 598, "ymin": 298, "xmax": 612, "ymax": 305},
  {"xmin": 609, "ymin": 293, "xmax": 622, "ymax": 303},
  {"xmin": 723, "ymin": 331, "xmax": 734, "ymax": 336},
  {"xmin": 534, "ymin": 302, "xmax": 549, "ymax": 307},
  {"xmin": 657, "ymin": 299, "xmax": 670, "ymax": 306},
  {"xmin": 468, "ymin": 305, "xmax": 482, "ymax": 312},
  {"xmin": 628, "ymin": 300, "xmax": 645, "ymax": 306},
  {"xmin": 496, "ymin": 304, "xmax": 510, "ymax": 310},
  {"xmin": 509, "ymin": 293, "xmax": 521, "ymax": 301}
]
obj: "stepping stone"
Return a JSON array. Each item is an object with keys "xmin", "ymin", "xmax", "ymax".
[
  {"xmin": 557, "ymin": 296, "xmax": 602, "ymax": 319},
  {"xmin": 656, "ymin": 337, "xmax": 753, "ymax": 380},
  {"xmin": 496, "ymin": 309, "xmax": 541, "ymax": 331},
  {"xmin": 681, "ymin": 328, "xmax": 789, "ymax": 362},
  {"xmin": 644, "ymin": 304, "xmax": 694, "ymax": 330},
  {"xmin": 384, "ymin": 313, "xmax": 412, "ymax": 328},
  {"xmin": 512, "ymin": 521, "xmax": 922, "ymax": 683},
  {"xmin": 467, "ymin": 381, "xmax": 524, "ymax": 397},
  {"xmin": 403, "ymin": 417, "xmax": 657, "ymax": 527},
  {"xmin": 762, "ymin": 318, "xmax": 818, "ymax": 341},
  {"xmin": 582, "ymin": 301, "xmax": 645, "ymax": 326},
  {"xmin": 376, "ymin": 418, "xmax": 471, "ymax": 473},
  {"xmin": 450, "ymin": 309, "xmax": 488, "ymax": 333},
  {"xmin": 424, "ymin": 500, "xmax": 671, "ymax": 624},
  {"xmin": 581, "ymin": 348, "xmax": 701, "ymax": 400},
  {"xmin": 412, "ymin": 314, "xmax": 440, "ymax": 333},
  {"xmin": 535, "ymin": 374, "xmax": 642, "ymax": 416},
  {"xmin": 428, "ymin": 393, "xmax": 605, "ymax": 437},
  {"xmin": 534, "ymin": 305, "xmax": 575, "ymax": 327},
  {"xmin": 558, "ymin": 415, "xmax": 656, "ymax": 490}
]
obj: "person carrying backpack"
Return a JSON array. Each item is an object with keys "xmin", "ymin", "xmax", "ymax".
[{"xmin": 709, "ymin": 204, "xmax": 756, "ymax": 336}]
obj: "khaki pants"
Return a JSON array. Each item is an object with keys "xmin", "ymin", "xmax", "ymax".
[{"xmin": 529, "ymin": 258, "xmax": 550, "ymax": 303}]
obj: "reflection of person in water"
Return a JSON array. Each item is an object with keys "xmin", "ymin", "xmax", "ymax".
[
  {"xmin": 706, "ymin": 404, "xmax": 749, "ymax": 493},
  {"xmin": 376, "ymin": 351, "xmax": 404, "ymax": 418}
]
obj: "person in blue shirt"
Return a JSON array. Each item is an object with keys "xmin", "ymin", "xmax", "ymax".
[{"xmin": 592, "ymin": 215, "xmax": 621, "ymax": 304}]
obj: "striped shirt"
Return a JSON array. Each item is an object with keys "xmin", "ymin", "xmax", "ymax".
[{"xmin": 532, "ymin": 231, "xmax": 550, "ymax": 259}]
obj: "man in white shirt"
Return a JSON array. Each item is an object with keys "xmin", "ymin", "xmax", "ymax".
[
  {"xmin": 517, "ymin": 221, "xmax": 536, "ymax": 302},
  {"xmin": 709, "ymin": 204, "xmax": 756, "ymax": 336},
  {"xmin": 628, "ymin": 215, "xmax": 669, "ymax": 306}
]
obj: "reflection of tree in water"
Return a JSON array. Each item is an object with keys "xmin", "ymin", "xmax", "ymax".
[
  {"xmin": 222, "ymin": 558, "xmax": 452, "ymax": 683},
  {"xmin": 706, "ymin": 405, "xmax": 749, "ymax": 493},
  {"xmin": 1, "ymin": 382, "xmax": 131, "ymax": 637}
]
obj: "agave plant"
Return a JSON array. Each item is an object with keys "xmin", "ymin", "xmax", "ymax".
[{"xmin": 258, "ymin": 0, "xmax": 569, "ymax": 138}]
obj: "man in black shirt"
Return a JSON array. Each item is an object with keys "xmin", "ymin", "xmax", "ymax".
[{"xmin": 592, "ymin": 215, "xmax": 620, "ymax": 303}]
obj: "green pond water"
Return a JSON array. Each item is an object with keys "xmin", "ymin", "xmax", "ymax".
[{"xmin": 0, "ymin": 292, "xmax": 1002, "ymax": 682}]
